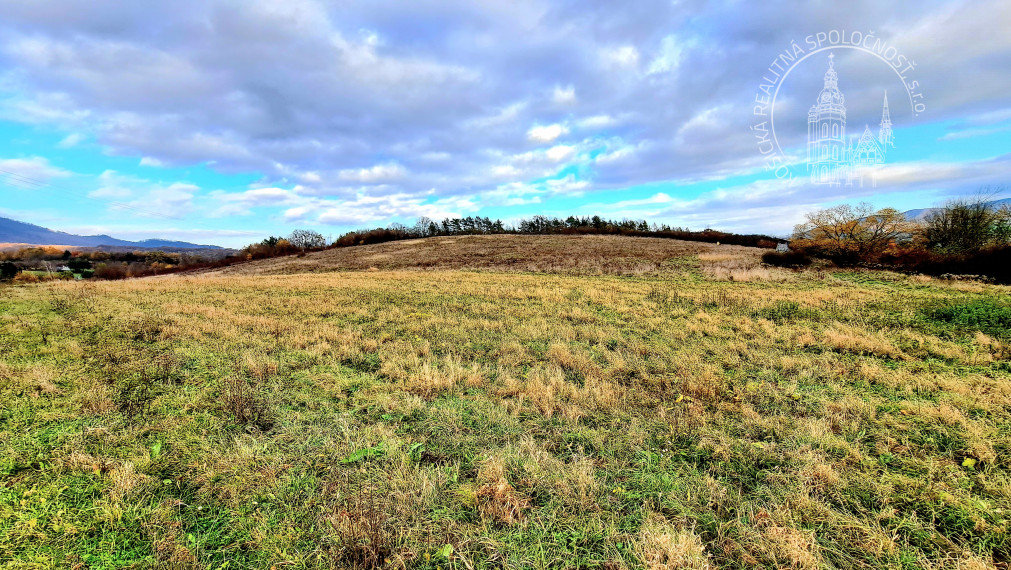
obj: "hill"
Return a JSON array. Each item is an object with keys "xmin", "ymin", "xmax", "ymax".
[
  {"xmin": 0, "ymin": 216, "xmax": 222, "ymax": 249},
  {"xmin": 901, "ymin": 197, "xmax": 1011, "ymax": 221},
  {"xmin": 212, "ymin": 233, "xmax": 762, "ymax": 277}
]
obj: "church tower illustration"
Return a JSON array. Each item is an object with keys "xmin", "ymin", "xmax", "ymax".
[{"xmin": 807, "ymin": 53, "xmax": 893, "ymax": 186}]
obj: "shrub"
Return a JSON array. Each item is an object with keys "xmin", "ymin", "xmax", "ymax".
[
  {"xmin": 755, "ymin": 300, "xmax": 819, "ymax": 323},
  {"xmin": 761, "ymin": 250, "xmax": 812, "ymax": 267},
  {"xmin": 67, "ymin": 258, "xmax": 92, "ymax": 271},
  {"xmin": 881, "ymin": 245, "xmax": 1011, "ymax": 284},
  {"xmin": 0, "ymin": 261, "xmax": 18, "ymax": 280},
  {"xmin": 925, "ymin": 193, "xmax": 1011, "ymax": 253},
  {"xmin": 94, "ymin": 263, "xmax": 127, "ymax": 280},
  {"xmin": 321, "ymin": 474, "xmax": 394, "ymax": 569},
  {"xmin": 223, "ymin": 375, "xmax": 274, "ymax": 431},
  {"xmin": 111, "ymin": 371, "xmax": 157, "ymax": 424}
]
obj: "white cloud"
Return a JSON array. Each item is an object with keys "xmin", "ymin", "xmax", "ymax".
[
  {"xmin": 208, "ymin": 185, "xmax": 308, "ymax": 217},
  {"xmin": 312, "ymin": 193, "xmax": 477, "ymax": 226},
  {"xmin": 121, "ymin": 182, "xmax": 198, "ymax": 219},
  {"xmin": 0, "ymin": 92, "xmax": 91, "ymax": 126},
  {"xmin": 595, "ymin": 145, "xmax": 635, "ymax": 165},
  {"xmin": 938, "ymin": 123, "xmax": 1011, "ymax": 141},
  {"xmin": 57, "ymin": 133, "xmax": 85, "ymax": 148},
  {"xmin": 338, "ymin": 163, "xmax": 408, "ymax": 183},
  {"xmin": 546, "ymin": 174, "xmax": 588, "ymax": 195},
  {"xmin": 552, "ymin": 85, "xmax": 576, "ymax": 104},
  {"xmin": 527, "ymin": 123, "xmax": 568, "ymax": 143},
  {"xmin": 0, "ymin": 0, "xmax": 1009, "ymax": 235},
  {"xmin": 282, "ymin": 205, "xmax": 315, "ymax": 223},
  {"xmin": 89, "ymin": 169, "xmax": 138, "ymax": 198},
  {"xmin": 577, "ymin": 115, "xmax": 617, "ymax": 129},
  {"xmin": 491, "ymin": 164, "xmax": 522, "ymax": 178},
  {"xmin": 545, "ymin": 144, "xmax": 575, "ymax": 162},
  {"xmin": 600, "ymin": 45, "xmax": 639, "ymax": 68},
  {"xmin": 647, "ymin": 35, "xmax": 685, "ymax": 75},
  {"xmin": 0, "ymin": 156, "xmax": 71, "ymax": 187}
]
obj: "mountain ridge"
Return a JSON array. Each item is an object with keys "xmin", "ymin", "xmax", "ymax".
[
  {"xmin": 0, "ymin": 216, "xmax": 222, "ymax": 249},
  {"xmin": 901, "ymin": 198, "xmax": 1011, "ymax": 221}
]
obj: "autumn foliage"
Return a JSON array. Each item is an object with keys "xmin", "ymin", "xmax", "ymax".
[
  {"xmin": 791, "ymin": 203, "xmax": 911, "ymax": 264},
  {"xmin": 791, "ymin": 196, "xmax": 1011, "ymax": 282}
]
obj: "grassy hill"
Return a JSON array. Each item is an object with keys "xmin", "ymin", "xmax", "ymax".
[
  {"xmin": 215, "ymin": 233, "xmax": 762, "ymax": 277},
  {"xmin": 2, "ymin": 235, "xmax": 1010, "ymax": 568}
]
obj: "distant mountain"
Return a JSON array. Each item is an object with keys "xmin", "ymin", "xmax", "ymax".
[
  {"xmin": 0, "ymin": 216, "xmax": 222, "ymax": 249},
  {"xmin": 902, "ymin": 198, "xmax": 1011, "ymax": 222}
]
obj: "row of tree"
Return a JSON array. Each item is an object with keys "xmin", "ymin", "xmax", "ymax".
[
  {"xmin": 793, "ymin": 195, "xmax": 1010, "ymax": 258},
  {"xmin": 335, "ymin": 215, "xmax": 779, "ymax": 249},
  {"xmin": 789, "ymin": 191, "xmax": 1011, "ymax": 281},
  {"xmin": 0, "ymin": 246, "xmax": 198, "ymax": 281}
]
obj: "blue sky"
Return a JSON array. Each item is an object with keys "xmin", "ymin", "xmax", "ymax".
[{"xmin": 1, "ymin": 0, "xmax": 1009, "ymax": 247}]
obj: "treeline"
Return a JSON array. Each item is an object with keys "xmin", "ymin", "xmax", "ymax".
[
  {"xmin": 1, "ymin": 216, "xmax": 783, "ymax": 283},
  {"xmin": 0, "ymin": 230, "xmax": 335, "ymax": 282},
  {"xmin": 334, "ymin": 215, "xmax": 780, "ymax": 249},
  {"xmin": 770, "ymin": 192, "xmax": 1011, "ymax": 283},
  {"xmin": 0, "ymin": 247, "xmax": 219, "ymax": 282}
]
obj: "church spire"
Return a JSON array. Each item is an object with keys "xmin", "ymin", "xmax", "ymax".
[
  {"xmin": 879, "ymin": 90, "xmax": 893, "ymax": 147},
  {"xmin": 823, "ymin": 53, "xmax": 838, "ymax": 90}
]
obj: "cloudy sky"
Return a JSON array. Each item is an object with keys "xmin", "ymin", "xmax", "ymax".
[{"xmin": 1, "ymin": 0, "xmax": 1009, "ymax": 246}]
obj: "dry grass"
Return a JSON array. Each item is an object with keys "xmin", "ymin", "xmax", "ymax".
[
  {"xmin": 699, "ymin": 250, "xmax": 789, "ymax": 282},
  {"xmin": 212, "ymin": 233, "xmax": 760, "ymax": 277},
  {"xmin": 475, "ymin": 455, "xmax": 531, "ymax": 526},
  {"xmin": 636, "ymin": 514, "xmax": 712, "ymax": 569},
  {"xmin": 2, "ymin": 235, "xmax": 1010, "ymax": 569}
]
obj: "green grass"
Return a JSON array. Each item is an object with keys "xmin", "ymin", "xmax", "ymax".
[
  {"xmin": 1, "ymin": 258, "xmax": 1010, "ymax": 569},
  {"xmin": 924, "ymin": 299, "xmax": 1011, "ymax": 339}
]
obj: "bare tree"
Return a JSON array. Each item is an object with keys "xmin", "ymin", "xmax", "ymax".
[
  {"xmin": 792, "ymin": 202, "xmax": 910, "ymax": 261},
  {"xmin": 413, "ymin": 216, "xmax": 433, "ymax": 237},
  {"xmin": 287, "ymin": 229, "xmax": 326, "ymax": 250}
]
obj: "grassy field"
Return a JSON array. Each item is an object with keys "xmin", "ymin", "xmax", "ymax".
[{"xmin": 2, "ymin": 235, "xmax": 1010, "ymax": 569}]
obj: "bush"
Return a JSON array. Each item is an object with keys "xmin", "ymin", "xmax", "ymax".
[
  {"xmin": 881, "ymin": 245, "xmax": 1011, "ymax": 284},
  {"xmin": 755, "ymin": 300, "xmax": 819, "ymax": 323},
  {"xmin": 333, "ymin": 227, "xmax": 412, "ymax": 248},
  {"xmin": 925, "ymin": 194, "xmax": 1011, "ymax": 253},
  {"xmin": 223, "ymin": 375, "xmax": 274, "ymax": 431},
  {"xmin": 94, "ymin": 263, "xmax": 127, "ymax": 280},
  {"xmin": 67, "ymin": 258, "xmax": 92, "ymax": 271},
  {"xmin": 761, "ymin": 250, "xmax": 812, "ymax": 267},
  {"xmin": 111, "ymin": 371, "xmax": 157, "ymax": 424},
  {"xmin": 0, "ymin": 261, "xmax": 18, "ymax": 280}
]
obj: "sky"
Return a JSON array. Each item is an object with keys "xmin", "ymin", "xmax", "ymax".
[{"xmin": 0, "ymin": 0, "xmax": 1009, "ymax": 247}]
